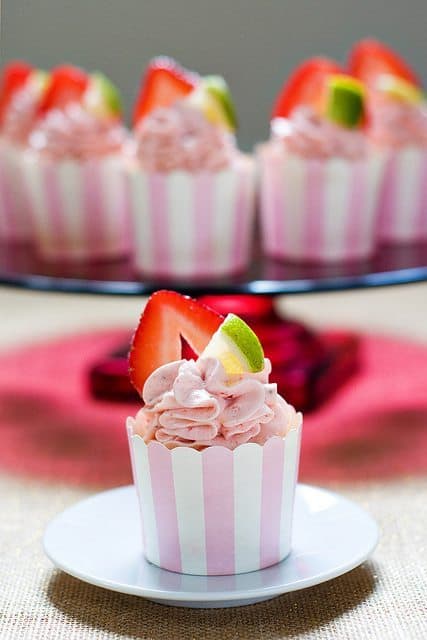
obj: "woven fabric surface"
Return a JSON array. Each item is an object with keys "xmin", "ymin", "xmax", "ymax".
[{"xmin": 1, "ymin": 329, "xmax": 427, "ymax": 639}]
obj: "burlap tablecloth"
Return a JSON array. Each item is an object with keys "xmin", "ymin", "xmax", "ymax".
[
  {"xmin": 1, "ymin": 472, "xmax": 426, "ymax": 640},
  {"xmin": 1, "ymin": 287, "xmax": 427, "ymax": 639}
]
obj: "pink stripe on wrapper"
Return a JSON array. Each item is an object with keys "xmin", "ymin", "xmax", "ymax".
[
  {"xmin": 0, "ymin": 152, "xmax": 15, "ymax": 236},
  {"xmin": 194, "ymin": 172, "xmax": 214, "ymax": 270},
  {"xmin": 149, "ymin": 174, "xmax": 171, "ymax": 275},
  {"xmin": 377, "ymin": 152, "xmax": 398, "ymax": 239},
  {"xmin": 44, "ymin": 163, "xmax": 66, "ymax": 250},
  {"xmin": 83, "ymin": 161, "xmax": 103, "ymax": 253},
  {"xmin": 260, "ymin": 438, "xmax": 285, "ymax": 568},
  {"xmin": 414, "ymin": 149, "xmax": 427, "ymax": 239},
  {"xmin": 260, "ymin": 151, "xmax": 285, "ymax": 257},
  {"xmin": 148, "ymin": 442, "xmax": 181, "ymax": 573},
  {"xmin": 231, "ymin": 168, "xmax": 250, "ymax": 273},
  {"xmin": 304, "ymin": 160, "xmax": 325, "ymax": 257},
  {"xmin": 346, "ymin": 161, "xmax": 367, "ymax": 254},
  {"xmin": 203, "ymin": 447, "xmax": 235, "ymax": 575}
]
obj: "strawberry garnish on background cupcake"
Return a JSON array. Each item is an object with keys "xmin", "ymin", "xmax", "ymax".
[
  {"xmin": 348, "ymin": 39, "xmax": 427, "ymax": 243},
  {"xmin": 129, "ymin": 58, "xmax": 254, "ymax": 280}
]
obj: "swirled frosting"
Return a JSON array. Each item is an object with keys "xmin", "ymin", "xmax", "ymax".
[
  {"xmin": 130, "ymin": 357, "xmax": 301, "ymax": 450},
  {"xmin": 28, "ymin": 103, "xmax": 128, "ymax": 160},
  {"xmin": 368, "ymin": 94, "xmax": 427, "ymax": 147},
  {"xmin": 271, "ymin": 106, "xmax": 366, "ymax": 159},
  {"xmin": 1, "ymin": 84, "xmax": 41, "ymax": 145},
  {"xmin": 136, "ymin": 103, "xmax": 235, "ymax": 172}
]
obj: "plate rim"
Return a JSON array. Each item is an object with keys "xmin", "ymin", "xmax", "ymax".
[{"xmin": 43, "ymin": 483, "xmax": 379, "ymax": 603}]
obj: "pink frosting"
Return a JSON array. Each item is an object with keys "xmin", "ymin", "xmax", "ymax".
[
  {"xmin": 1, "ymin": 84, "xmax": 41, "ymax": 145},
  {"xmin": 271, "ymin": 106, "xmax": 367, "ymax": 160},
  {"xmin": 130, "ymin": 357, "xmax": 301, "ymax": 450},
  {"xmin": 135, "ymin": 103, "xmax": 236, "ymax": 172},
  {"xmin": 28, "ymin": 103, "xmax": 128, "ymax": 160},
  {"xmin": 368, "ymin": 94, "xmax": 427, "ymax": 148}
]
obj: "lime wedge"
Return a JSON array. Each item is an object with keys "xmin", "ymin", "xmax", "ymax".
[
  {"xmin": 188, "ymin": 75, "xmax": 237, "ymax": 131},
  {"xmin": 375, "ymin": 74, "xmax": 424, "ymax": 104},
  {"xmin": 201, "ymin": 314, "xmax": 264, "ymax": 374},
  {"xmin": 84, "ymin": 72, "xmax": 122, "ymax": 119},
  {"xmin": 326, "ymin": 74, "xmax": 365, "ymax": 128}
]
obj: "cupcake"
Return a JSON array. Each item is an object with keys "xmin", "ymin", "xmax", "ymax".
[
  {"xmin": 0, "ymin": 61, "xmax": 48, "ymax": 242},
  {"xmin": 127, "ymin": 290, "xmax": 302, "ymax": 575},
  {"xmin": 349, "ymin": 39, "xmax": 427, "ymax": 243},
  {"xmin": 128, "ymin": 58, "xmax": 255, "ymax": 279},
  {"xmin": 23, "ymin": 65, "xmax": 131, "ymax": 261},
  {"xmin": 259, "ymin": 58, "xmax": 383, "ymax": 263}
]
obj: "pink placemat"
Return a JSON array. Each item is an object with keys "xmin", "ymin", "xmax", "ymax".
[{"xmin": 0, "ymin": 328, "xmax": 426, "ymax": 486}]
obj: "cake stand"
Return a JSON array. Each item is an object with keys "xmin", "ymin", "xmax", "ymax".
[{"xmin": 1, "ymin": 240, "xmax": 427, "ymax": 410}]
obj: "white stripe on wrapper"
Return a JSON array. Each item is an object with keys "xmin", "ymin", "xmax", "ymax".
[
  {"xmin": 279, "ymin": 426, "xmax": 302, "ymax": 559},
  {"xmin": 281, "ymin": 153, "xmax": 306, "ymax": 257},
  {"xmin": 167, "ymin": 172, "xmax": 194, "ymax": 275},
  {"xmin": 213, "ymin": 170, "xmax": 236, "ymax": 270},
  {"xmin": 130, "ymin": 170, "xmax": 152, "ymax": 271},
  {"xmin": 233, "ymin": 443, "xmax": 263, "ymax": 574},
  {"xmin": 171, "ymin": 447, "xmax": 206, "ymax": 575},
  {"xmin": 101, "ymin": 158, "xmax": 123, "ymax": 253},
  {"xmin": 24, "ymin": 159, "xmax": 48, "ymax": 240},
  {"xmin": 324, "ymin": 159, "xmax": 350, "ymax": 259},
  {"xmin": 130, "ymin": 433, "xmax": 160, "ymax": 567},
  {"xmin": 59, "ymin": 161, "xmax": 84, "ymax": 252},
  {"xmin": 394, "ymin": 147, "xmax": 423, "ymax": 240}
]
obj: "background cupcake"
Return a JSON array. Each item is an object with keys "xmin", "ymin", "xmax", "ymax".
[
  {"xmin": 349, "ymin": 39, "xmax": 427, "ymax": 244},
  {"xmin": 128, "ymin": 57, "xmax": 255, "ymax": 279},
  {"xmin": 127, "ymin": 291, "xmax": 302, "ymax": 575},
  {"xmin": 259, "ymin": 58, "xmax": 383, "ymax": 263},
  {"xmin": 23, "ymin": 64, "xmax": 132, "ymax": 261},
  {"xmin": 0, "ymin": 61, "xmax": 48, "ymax": 242}
]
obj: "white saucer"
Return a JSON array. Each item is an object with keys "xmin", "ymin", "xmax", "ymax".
[{"xmin": 44, "ymin": 484, "xmax": 378, "ymax": 608}]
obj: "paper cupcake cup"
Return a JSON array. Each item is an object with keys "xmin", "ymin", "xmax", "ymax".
[
  {"xmin": 259, "ymin": 144, "xmax": 383, "ymax": 262},
  {"xmin": 22, "ymin": 153, "xmax": 132, "ymax": 261},
  {"xmin": 127, "ymin": 421, "xmax": 302, "ymax": 576},
  {"xmin": 0, "ymin": 140, "xmax": 33, "ymax": 242},
  {"xmin": 127, "ymin": 155, "xmax": 255, "ymax": 278},
  {"xmin": 376, "ymin": 145, "xmax": 427, "ymax": 243}
]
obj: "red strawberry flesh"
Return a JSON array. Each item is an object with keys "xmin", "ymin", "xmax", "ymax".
[
  {"xmin": 271, "ymin": 57, "xmax": 344, "ymax": 119},
  {"xmin": 0, "ymin": 61, "xmax": 34, "ymax": 126},
  {"xmin": 129, "ymin": 290, "xmax": 223, "ymax": 395},
  {"xmin": 133, "ymin": 57, "xmax": 197, "ymax": 126},
  {"xmin": 38, "ymin": 64, "xmax": 89, "ymax": 114},
  {"xmin": 348, "ymin": 39, "xmax": 420, "ymax": 88}
]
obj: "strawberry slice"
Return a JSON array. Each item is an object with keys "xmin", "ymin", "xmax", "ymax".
[
  {"xmin": 271, "ymin": 57, "xmax": 344, "ymax": 119},
  {"xmin": 129, "ymin": 290, "xmax": 223, "ymax": 395},
  {"xmin": 133, "ymin": 57, "xmax": 198, "ymax": 126},
  {"xmin": 0, "ymin": 61, "xmax": 33, "ymax": 126},
  {"xmin": 348, "ymin": 39, "xmax": 420, "ymax": 89},
  {"xmin": 39, "ymin": 65, "xmax": 89, "ymax": 114}
]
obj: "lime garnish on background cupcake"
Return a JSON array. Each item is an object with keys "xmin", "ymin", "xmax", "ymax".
[
  {"xmin": 188, "ymin": 75, "xmax": 238, "ymax": 131},
  {"xmin": 325, "ymin": 74, "xmax": 366, "ymax": 128},
  {"xmin": 202, "ymin": 313, "xmax": 264, "ymax": 374},
  {"xmin": 375, "ymin": 74, "xmax": 424, "ymax": 104},
  {"xmin": 84, "ymin": 72, "xmax": 122, "ymax": 119}
]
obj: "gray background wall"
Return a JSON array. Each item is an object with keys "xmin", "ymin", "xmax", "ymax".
[{"xmin": 1, "ymin": 0, "xmax": 426, "ymax": 150}]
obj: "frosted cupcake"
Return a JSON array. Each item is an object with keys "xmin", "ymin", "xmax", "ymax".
[
  {"xmin": 128, "ymin": 58, "xmax": 255, "ymax": 278},
  {"xmin": 127, "ymin": 290, "xmax": 302, "ymax": 575},
  {"xmin": 23, "ymin": 65, "xmax": 131, "ymax": 261},
  {"xmin": 349, "ymin": 39, "xmax": 427, "ymax": 243},
  {"xmin": 0, "ymin": 61, "xmax": 48, "ymax": 242},
  {"xmin": 259, "ymin": 58, "xmax": 383, "ymax": 262}
]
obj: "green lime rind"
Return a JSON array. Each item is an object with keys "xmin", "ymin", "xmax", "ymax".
[
  {"xmin": 92, "ymin": 72, "xmax": 122, "ymax": 116},
  {"xmin": 221, "ymin": 314, "xmax": 264, "ymax": 372},
  {"xmin": 202, "ymin": 75, "xmax": 238, "ymax": 130},
  {"xmin": 326, "ymin": 76, "xmax": 365, "ymax": 129}
]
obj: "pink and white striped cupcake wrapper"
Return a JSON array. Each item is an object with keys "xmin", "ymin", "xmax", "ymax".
[
  {"xmin": 259, "ymin": 145, "xmax": 383, "ymax": 262},
  {"xmin": 376, "ymin": 145, "xmax": 427, "ymax": 243},
  {"xmin": 127, "ymin": 156, "xmax": 255, "ymax": 278},
  {"xmin": 22, "ymin": 153, "xmax": 132, "ymax": 261},
  {"xmin": 0, "ymin": 141, "xmax": 33, "ymax": 242},
  {"xmin": 127, "ymin": 422, "xmax": 302, "ymax": 576}
]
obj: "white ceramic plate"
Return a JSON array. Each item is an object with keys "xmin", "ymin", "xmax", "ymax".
[{"xmin": 44, "ymin": 484, "xmax": 378, "ymax": 608}]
